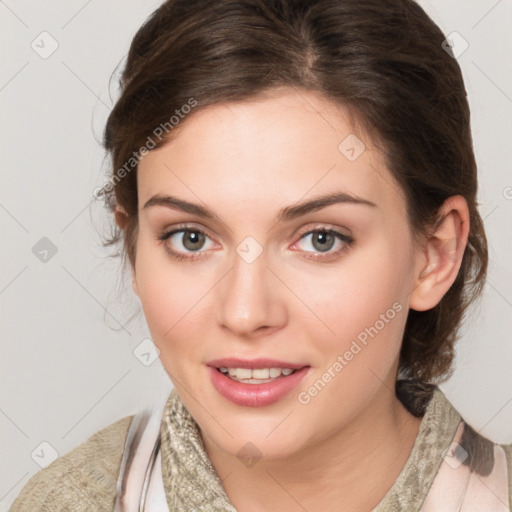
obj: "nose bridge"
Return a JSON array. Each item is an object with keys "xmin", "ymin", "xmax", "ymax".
[{"xmin": 216, "ymin": 237, "xmax": 284, "ymax": 336}]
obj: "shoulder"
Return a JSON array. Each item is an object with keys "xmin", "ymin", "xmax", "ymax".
[
  {"xmin": 9, "ymin": 415, "xmax": 134, "ymax": 512},
  {"xmin": 502, "ymin": 442, "xmax": 512, "ymax": 509},
  {"xmin": 432, "ymin": 423, "xmax": 512, "ymax": 510},
  {"xmin": 423, "ymin": 391, "xmax": 512, "ymax": 510},
  {"xmin": 435, "ymin": 388, "xmax": 512, "ymax": 507},
  {"xmin": 395, "ymin": 380, "xmax": 512, "ymax": 509}
]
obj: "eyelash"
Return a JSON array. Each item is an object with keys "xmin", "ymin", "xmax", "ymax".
[{"xmin": 157, "ymin": 223, "xmax": 354, "ymax": 262}]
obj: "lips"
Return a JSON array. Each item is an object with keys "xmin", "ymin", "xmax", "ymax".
[{"xmin": 207, "ymin": 358, "xmax": 310, "ymax": 407}]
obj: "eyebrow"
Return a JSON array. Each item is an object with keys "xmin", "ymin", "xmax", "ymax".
[{"xmin": 142, "ymin": 191, "xmax": 377, "ymax": 223}]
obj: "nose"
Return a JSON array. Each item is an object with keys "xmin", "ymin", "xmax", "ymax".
[{"xmin": 215, "ymin": 246, "xmax": 287, "ymax": 339}]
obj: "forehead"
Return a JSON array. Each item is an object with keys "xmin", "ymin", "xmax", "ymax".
[{"xmin": 137, "ymin": 89, "xmax": 406, "ymax": 219}]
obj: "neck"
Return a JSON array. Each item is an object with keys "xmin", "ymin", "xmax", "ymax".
[{"xmin": 201, "ymin": 383, "xmax": 422, "ymax": 512}]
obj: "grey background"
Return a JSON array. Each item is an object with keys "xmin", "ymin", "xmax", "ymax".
[{"xmin": 1, "ymin": 0, "xmax": 511, "ymax": 508}]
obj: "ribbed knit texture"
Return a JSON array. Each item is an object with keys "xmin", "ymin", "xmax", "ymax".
[{"xmin": 9, "ymin": 383, "xmax": 512, "ymax": 511}]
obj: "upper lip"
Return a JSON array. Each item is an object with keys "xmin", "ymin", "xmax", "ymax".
[{"xmin": 207, "ymin": 358, "xmax": 309, "ymax": 370}]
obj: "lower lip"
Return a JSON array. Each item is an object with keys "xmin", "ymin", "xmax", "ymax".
[{"xmin": 207, "ymin": 366, "xmax": 310, "ymax": 407}]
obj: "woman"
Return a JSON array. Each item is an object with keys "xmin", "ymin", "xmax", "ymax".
[{"xmin": 10, "ymin": 0, "xmax": 511, "ymax": 510}]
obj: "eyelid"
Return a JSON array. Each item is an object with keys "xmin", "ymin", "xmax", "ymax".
[
  {"xmin": 158, "ymin": 222, "xmax": 353, "ymax": 261},
  {"xmin": 159, "ymin": 222, "xmax": 217, "ymax": 242},
  {"xmin": 157, "ymin": 223, "xmax": 219, "ymax": 262},
  {"xmin": 159, "ymin": 222, "xmax": 350, "ymax": 243},
  {"xmin": 295, "ymin": 222, "xmax": 351, "ymax": 239}
]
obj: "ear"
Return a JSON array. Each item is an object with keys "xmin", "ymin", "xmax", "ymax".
[
  {"xmin": 114, "ymin": 205, "xmax": 129, "ymax": 230},
  {"xmin": 114, "ymin": 205, "xmax": 139, "ymax": 297},
  {"xmin": 409, "ymin": 195, "xmax": 470, "ymax": 312},
  {"xmin": 131, "ymin": 272, "xmax": 139, "ymax": 297}
]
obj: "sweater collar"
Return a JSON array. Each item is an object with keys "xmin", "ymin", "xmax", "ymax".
[
  {"xmin": 159, "ymin": 382, "xmax": 461, "ymax": 511},
  {"xmin": 160, "ymin": 387, "xmax": 237, "ymax": 511},
  {"xmin": 372, "ymin": 385, "xmax": 461, "ymax": 511}
]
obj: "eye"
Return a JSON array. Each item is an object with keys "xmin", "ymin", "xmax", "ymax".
[
  {"xmin": 158, "ymin": 225, "xmax": 216, "ymax": 261},
  {"xmin": 292, "ymin": 227, "xmax": 354, "ymax": 261},
  {"xmin": 157, "ymin": 224, "xmax": 354, "ymax": 262}
]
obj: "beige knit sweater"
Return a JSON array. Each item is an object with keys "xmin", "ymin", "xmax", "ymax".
[{"xmin": 9, "ymin": 381, "xmax": 512, "ymax": 511}]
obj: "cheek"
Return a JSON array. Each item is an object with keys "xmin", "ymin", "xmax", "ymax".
[
  {"xmin": 289, "ymin": 268, "xmax": 410, "ymax": 452},
  {"xmin": 300, "ymin": 232, "xmax": 414, "ymax": 364},
  {"xmin": 134, "ymin": 220, "xmax": 415, "ymax": 375},
  {"xmin": 134, "ymin": 235, "xmax": 210, "ymax": 360},
  {"xmin": 314, "ymin": 244, "xmax": 413, "ymax": 322}
]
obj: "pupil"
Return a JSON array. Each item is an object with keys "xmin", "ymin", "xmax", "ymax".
[
  {"xmin": 313, "ymin": 231, "xmax": 334, "ymax": 252},
  {"xmin": 184, "ymin": 231, "xmax": 204, "ymax": 250}
]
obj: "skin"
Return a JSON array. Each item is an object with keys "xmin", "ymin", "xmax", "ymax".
[{"xmin": 116, "ymin": 87, "xmax": 469, "ymax": 511}]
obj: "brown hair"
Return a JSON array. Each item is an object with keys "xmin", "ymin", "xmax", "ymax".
[{"xmin": 101, "ymin": 0, "xmax": 488, "ymax": 383}]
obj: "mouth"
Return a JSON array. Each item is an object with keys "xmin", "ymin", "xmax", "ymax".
[
  {"xmin": 206, "ymin": 358, "xmax": 310, "ymax": 407},
  {"xmin": 207, "ymin": 358, "xmax": 308, "ymax": 384},
  {"xmin": 216, "ymin": 366, "xmax": 300, "ymax": 384}
]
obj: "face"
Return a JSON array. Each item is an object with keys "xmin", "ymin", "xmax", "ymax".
[{"xmin": 133, "ymin": 88, "xmax": 421, "ymax": 461}]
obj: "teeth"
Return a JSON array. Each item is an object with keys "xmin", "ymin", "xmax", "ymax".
[
  {"xmin": 252, "ymin": 368, "xmax": 270, "ymax": 379},
  {"xmin": 235, "ymin": 368, "xmax": 252, "ymax": 379},
  {"xmin": 269, "ymin": 368, "xmax": 281, "ymax": 378},
  {"xmin": 218, "ymin": 367, "xmax": 298, "ymax": 381}
]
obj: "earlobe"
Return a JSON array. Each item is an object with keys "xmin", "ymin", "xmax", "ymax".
[
  {"xmin": 114, "ymin": 205, "xmax": 138, "ymax": 296},
  {"xmin": 114, "ymin": 205, "xmax": 129, "ymax": 230},
  {"xmin": 131, "ymin": 272, "xmax": 139, "ymax": 297},
  {"xmin": 409, "ymin": 195, "xmax": 470, "ymax": 312}
]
